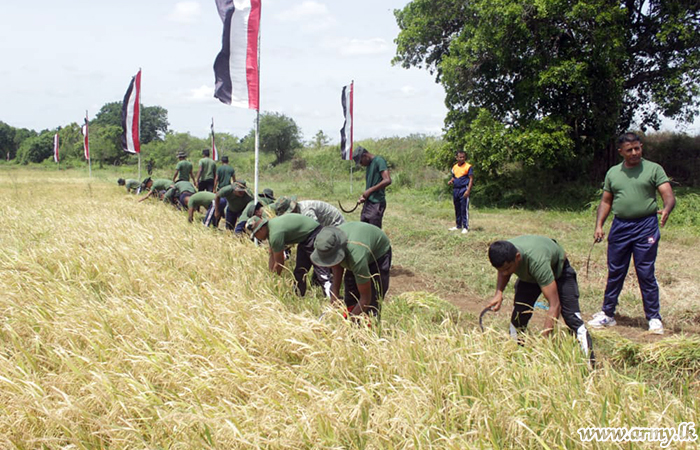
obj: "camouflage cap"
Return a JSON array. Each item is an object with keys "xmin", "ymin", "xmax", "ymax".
[
  {"xmin": 245, "ymin": 216, "xmax": 268, "ymax": 239},
  {"xmin": 273, "ymin": 195, "xmax": 298, "ymax": 215}
]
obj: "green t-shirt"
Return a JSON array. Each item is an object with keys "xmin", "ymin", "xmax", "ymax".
[
  {"xmin": 150, "ymin": 179, "xmax": 172, "ymax": 192},
  {"xmin": 238, "ymin": 197, "xmax": 275, "ymax": 223},
  {"xmin": 338, "ymin": 222, "xmax": 391, "ymax": 281},
  {"xmin": 198, "ymin": 157, "xmax": 217, "ymax": 181},
  {"xmin": 188, "ymin": 192, "xmax": 216, "ymax": 211},
  {"xmin": 217, "ymin": 185, "xmax": 253, "ymax": 214},
  {"xmin": 267, "ymin": 214, "xmax": 320, "ymax": 253},
  {"xmin": 509, "ymin": 235, "xmax": 566, "ymax": 286},
  {"xmin": 216, "ymin": 165, "xmax": 235, "ymax": 189},
  {"xmin": 175, "ymin": 160, "xmax": 193, "ymax": 182},
  {"xmin": 365, "ymin": 155, "xmax": 389, "ymax": 203},
  {"xmin": 174, "ymin": 180, "xmax": 196, "ymax": 194},
  {"xmin": 125, "ymin": 179, "xmax": 140, "ymax": 190},
  {"xmin": 603, "ymin": 159, "xmax": 670, "ymax": 220}
]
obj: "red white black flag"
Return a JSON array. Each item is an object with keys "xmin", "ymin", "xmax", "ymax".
[
  {"xmin": 211, "ymin": 118, "xmax": 219, "ymax": 161},
  {"xmin": 121, "ymin": 69, "xmax": 141, "ymax": 154},
  {"xmin": 213, "ymin": 0, "xmax": 261, "ymax": 110},
  {"xmin": 53, "ymin": 133, "xmax": 59, "ymax": 163},
  {"xmin": 82, "ymin": 113, "xmax": 90, "ymax": 160},
  {"xmin": 340, "ymin": 82, "xmax": 353, "ymax": 160}
]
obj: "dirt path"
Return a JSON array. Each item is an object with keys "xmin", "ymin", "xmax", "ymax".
[{"xmin": 388, "ymin": 265, "xmax": 700, "ymax": 343}]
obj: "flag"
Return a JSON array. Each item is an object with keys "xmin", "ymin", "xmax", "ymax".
[
  {"xmin": 82, "ymin": 114, "xmax": 90, "ymax": 160},
  {"xmin": 211, "ymin": 118, "xmax": 219, "ymax": 161},
  {"xmin": 340, "ymin": 82, "xmax": 353, "ymax": 160},
  {"xmin": 213, "ymin": 0, "xmax": 261, "ymax": 109},
  {"xmin": 53, "ymin": 133, "xmax": 59, "ymax": 163},
  {"xmin": 121, "ymin": 69, "xmax": 142, "ymax": 154}
]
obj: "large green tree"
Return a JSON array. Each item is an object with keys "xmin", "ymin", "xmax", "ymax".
[
  {"xmin": 394, "ymin": 0, "xmax": 700, "ymax": 180},
  {"xmin": 93, "ymin": 102, "xmax": 169, "ymax": 144},
  {"xmin": 247, "ymin": 112, "xmax": 303, "ymax": 164}
]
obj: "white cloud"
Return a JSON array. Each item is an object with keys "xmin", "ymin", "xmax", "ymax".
[
  {"xmin": 400, "ymin": 85, "xmax": 417, "ymax": 96},
  {"xmin": 186, "ymin": 85, "xmax": 213, "ymax": 102},
  {"xmin": 339, "ymin": 38, "xmax": 391, "ymax": 56},
  {"xmin": 275, "ymin": 1, "xmax": 336, "ymax": 32},
  {"xmin": 167, "ymin": 2, "xmax": 202, "ymax": 23}
]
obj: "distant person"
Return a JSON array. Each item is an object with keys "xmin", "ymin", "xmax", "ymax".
[
  {"xmin": 214, "ymin": 155, "xmax": 236, "ymax": 192},
  {"xmin": 187, "ymin": 191, "xmax": 217, "ymax": 223},
  {"xmin": 447, "ymin": 149, "xmax": 474, "ymax": 235},
  {"xmin": 486, "ymin": 237, "xmax": 594, "ymax": 364},
  {"xmin": 213, "ymin": 180, "xmax": 254, "ymax": 231},
  {"xmin": 195, "ymin": 149, "xmax": 217, "ymax": 192},
  {"xmin": 353, "ymin": 145, "xmax": 392, "ymax": 228},
  {"xmin": 245, "ymin": 214, "xmax": 331, "ymax": 297},
  {"xmin": 138, "ymin": 178, "xmax": 172, "ymax": 202},
  {"xmin": 147, "ymin": 158, "xmax": 155, "ymax": 175},
  {"xmin": 311, "ymin": 222, "xmax": 392, "ymax": 318},
  {"xmin": 118, "ymin": 178, "xmax": 141, "ymax": 194},
  {"xmin": 274, "ymin": 196, "xmax": 345, "ymax": 227},
  {"xmin": 173, "ymin": 152, "xmax": 195, "ymax": 184},
  {"xmin": 588, "ymin": 132, "xmax": 675, "ymax": 335},
  {"xmin": 163, "ymin": 180, "xmax": 196, "ymax": 209}
]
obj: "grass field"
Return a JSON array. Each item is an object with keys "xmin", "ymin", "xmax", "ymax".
[{"xmin": 0, "ymin": 167, "xmax": 698, "ymax": 449}]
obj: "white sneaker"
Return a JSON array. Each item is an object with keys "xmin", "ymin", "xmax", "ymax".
[
  {"xmin": 448, "ymin": 226, "xmax": 459, "ymax": 231},
  {"xmin": 587, "ymin": 311, "xmax": 617, "ymax": 328},
  {"xmin": 461, "ymin": 228, "xmax": 469, "ymax": 234},
  {"xmin": 648, "ymin": 318, "xmax": 664, "ymax": 335}
]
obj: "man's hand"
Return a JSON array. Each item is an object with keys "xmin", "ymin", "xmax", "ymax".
[
  {"xmin": 448, "ymin": 178, "xmax": 454, "ymax": 186},
  {"xmin": 594, "ymin": 226, "xmax": 605, "ymax": 242},
  {"xmin": 657, "ymin": 209, "xmax": 671, "ymax": 227},
  {"xmin": 463, "ymin": 191, "xmax": 470, "ymax": 198},
  {"xmin": 486, "ymin": 294, "xmax": 503, "ymax": 312}
]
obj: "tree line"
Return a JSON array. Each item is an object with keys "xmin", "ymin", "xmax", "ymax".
[{"xmin": 0, "ymin": 103, "xmax": 304, "ymax": 169}]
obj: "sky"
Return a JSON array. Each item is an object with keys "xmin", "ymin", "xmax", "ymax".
[
  {"xmin": 1, "ymin": 0, "xmax": 697, "ymax": 144},
  {"xmin": 0, "ymin": 0, "xmax": 449, "ymax": 143}
]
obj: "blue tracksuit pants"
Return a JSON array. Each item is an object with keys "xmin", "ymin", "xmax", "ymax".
[
  {"xmin": 602, "ymin": 214, "xmax": 661, "ymax": 320},
  {"xmin": 453, "ymin": 188, "xmax": 470, "ymax": 229}
]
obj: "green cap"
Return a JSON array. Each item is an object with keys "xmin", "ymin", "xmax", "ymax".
[
  {"xmin": 273, "ymin": 195, "xmax": 298, "ymax": 215},
  {"xmin": 262, "ymin": 188, "xmax": 275, "ymax": 199},
  {"xmin": 233, "ymin": 180, "xmax": 248, "ymax": 192},
  {"xmin": 245, "ymin": 216, "xmax": 268, "ymax": 239},
  {"xmin": 310, "ymin": 227, "xmax": 348, "ymax": 267}
]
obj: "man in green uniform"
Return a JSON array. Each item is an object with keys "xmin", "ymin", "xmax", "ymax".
[
  {"xmin": 486, "ymin": 236, "xmax": 594, "ymax": 363},
  {"xmin": 311, "ymin": 222, "xmax": 392, "ymax": 317},
  {"xmin": 214, "ymin": 155, "xmax": 235, "ymax": 192},
  {"xmin": 246, "ymin": 214, "xmax": 331, "ymax": 297},
  {"xmin": 163, "ymin": 180, "xmax": 197, "ymax": 209},
  {"xmin": 118, "ymin": 178, "xmax": 142, "ymax": 194},
  {"xmin": 173, "ymin": 152, "xmax": 195, "ymax": 184},
  {"xmin": 138, "ymin": 178, "xmax": 173, "ymax": 202},
  {"xmin": 214, "ymin": 180, "xmax": 254, "ymax": 231},
  {"xmin": 195, "ymin": 149, "xmax": 217, "ymax": 192},
  {"xmin": 187, "ymin": 191, "xmax": 217, "ymax": 223},
  {"xmin": 353, "ymin": 145, "xmax": 392, "ymax": 228}
]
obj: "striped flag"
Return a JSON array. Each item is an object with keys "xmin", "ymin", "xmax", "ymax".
[
  {"xmin": 53, "ymin": 133, "xmax": 59, "ymax": 163},
  {"xmin": 121, "ymin": 69, "xmax": 142, "ymax": 154},
  {"xmin": 213, "ymin": 0, "xmax": 261, "ymax": 110},
  {"xmin": 82, "ymin": 114, "xmax": 90, "ymax": 160},
  {"xmin": 211, "ymin": 118, "xmax": 219, "ymax": 161},
  {"xmin": 340, "ymin": 82, "xmax": 353, "ymax": 160}
]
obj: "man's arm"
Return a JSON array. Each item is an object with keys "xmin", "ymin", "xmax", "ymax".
[
  {"xmin": 195, "ymin": 164, "xmax": 203, "ymax": 185},
  {"xmin": 594, "ymin": 191, "xmax": 614, "ymax": 241},
  {"xmin": 464, "ymin": 174, "xmax": 474, "ymax": 198},
  {"xmin": 657, "ymin": 182, "xmax": 675, "ymax": 227},
  {"xmin": 539, "ymin": 281, "xmax": 561, "ymax": 337},
  {"xmin": 188, "ymin": 207, "xmax": 195, "ymax": 223},
  {"xmin": 138, "ymin": 190, "xmax": 154, "ymax": 203},
  {"xmin": 270, "ymin": 250, "xmax": 285, "ymax": 274},
  {"xmin": 213, "ymin": 172, "xmax": 219, "ymax": 193},
  {"xmin": 172, "ymin": 169, "xmax": 178, "ymax": 182},
  {"xmin": 486, "ymin": 271, "xmax": 511, "ymax": 311},
  {"xmin": 214, "ymin": 193, "xmax": 222, "ymax": 219},
  {"xmin": 360, "ymin": 170, "xmax": 392, "ymax": 203},
  {"xmin": 350, "ymin": 280, "xmax": 373, "ymax": 316}
]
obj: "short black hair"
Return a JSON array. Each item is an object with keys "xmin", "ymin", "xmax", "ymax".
[
  {"xmin": 117, "ymin": 178, "xmax": 125, "ymax": 185},
  {"xmin": 221, "ymin": 156, "xmax": 229, "ymax": 163},
  {"xmin": 617, "ymin": 132, "xmax": 641, "ymax": 146},
  {"xmin": 203, "ymin": 149, "xmax": 210, "ymax": 156},
  {"xmin": 456, "ymin": 149, "xmax": 467, "ymax": 156},
  {"xmin": 488, "ymin": 241, "xmax": 518, "ymax": 268}
]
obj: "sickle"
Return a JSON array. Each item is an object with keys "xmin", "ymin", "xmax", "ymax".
[
  {"xmin": 585, "ymin": 238, "xmax": 602, "ymax": 280},
  {"xmin": 338, "ymin": 200, "xmax": 360, "ymax": 213},
  {"xmin": 479, "ymin": 306, "xmax": 494, "ymax": 332}
]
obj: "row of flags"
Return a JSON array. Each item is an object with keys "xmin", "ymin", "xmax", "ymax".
[
  {"xmin": 55, "ymin": 0, "xmax": 353, "ymax": 165},
  {"xmin": 52, "ymin": 111, "xmax": 91, "ymax": 163}
]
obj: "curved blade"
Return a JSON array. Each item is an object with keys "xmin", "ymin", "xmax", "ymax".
[
  {"xmin": 338, "ymin": 200, "xmax": 359, "ymax": 213},
  {"xmin": 479, "ymin": 306, "xmax": 494, "ymax": 332}
]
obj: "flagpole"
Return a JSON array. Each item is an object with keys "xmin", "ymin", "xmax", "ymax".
[
  {"xmin": 137, "ymin": 67, "xmax": 142, "ymax": 181},
  {"xmin": 86, "ymin": 110, "xmax": 92, "ymax": 178}
]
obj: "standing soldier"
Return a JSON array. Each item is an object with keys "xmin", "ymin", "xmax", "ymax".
[
  {"xmin": 588, "ymin": 132, "xmax": 675, "ymax": 334},
  {"xmin": 195, "ymin": 149, "xmax": 217, "ymax": 192},
  {"xmin": 173, "ymin": 152, "xmax": 196, "ymax": 184},
  {"xmin": 214, "ymin": 155, "xmax": 236, "ymax": 192},
  {"xmin": 353, "ymin": 146, "xmax": 392, "ymax": 228}
]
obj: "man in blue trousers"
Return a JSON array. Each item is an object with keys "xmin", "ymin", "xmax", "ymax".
[
  {"xmin": 588, "ymin": 132, "xmax": 675, "ymax": 334},
  {"xmin": 447, "ymin": 149, "xmax": 474, "ymax": 235}
]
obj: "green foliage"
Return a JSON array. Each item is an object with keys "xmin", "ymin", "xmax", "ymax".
[
  {"xmin": 394, "ymin": 0, "xmax": 700, "ymax": 182},
  {"xmin": 16, "ymin": 132, "xmax": 55, "ymax": 164},
  {"xmin": 250, "ymin": 112, "xmax": 303, "ymax": 165},
  {"xmin": 643, "ymin": 132, "xmax": 700, "ymax": 187},
  {"xmin": 93, "ymin": 101, "xmax": 169, "ymax": 145},
  {"xmin": 310, "ymin": 130, "xmax": 331, "ymax": 149},
  {"xmin": 141, "ymin": 132, "xmax": 207, "ymax": 170}
]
